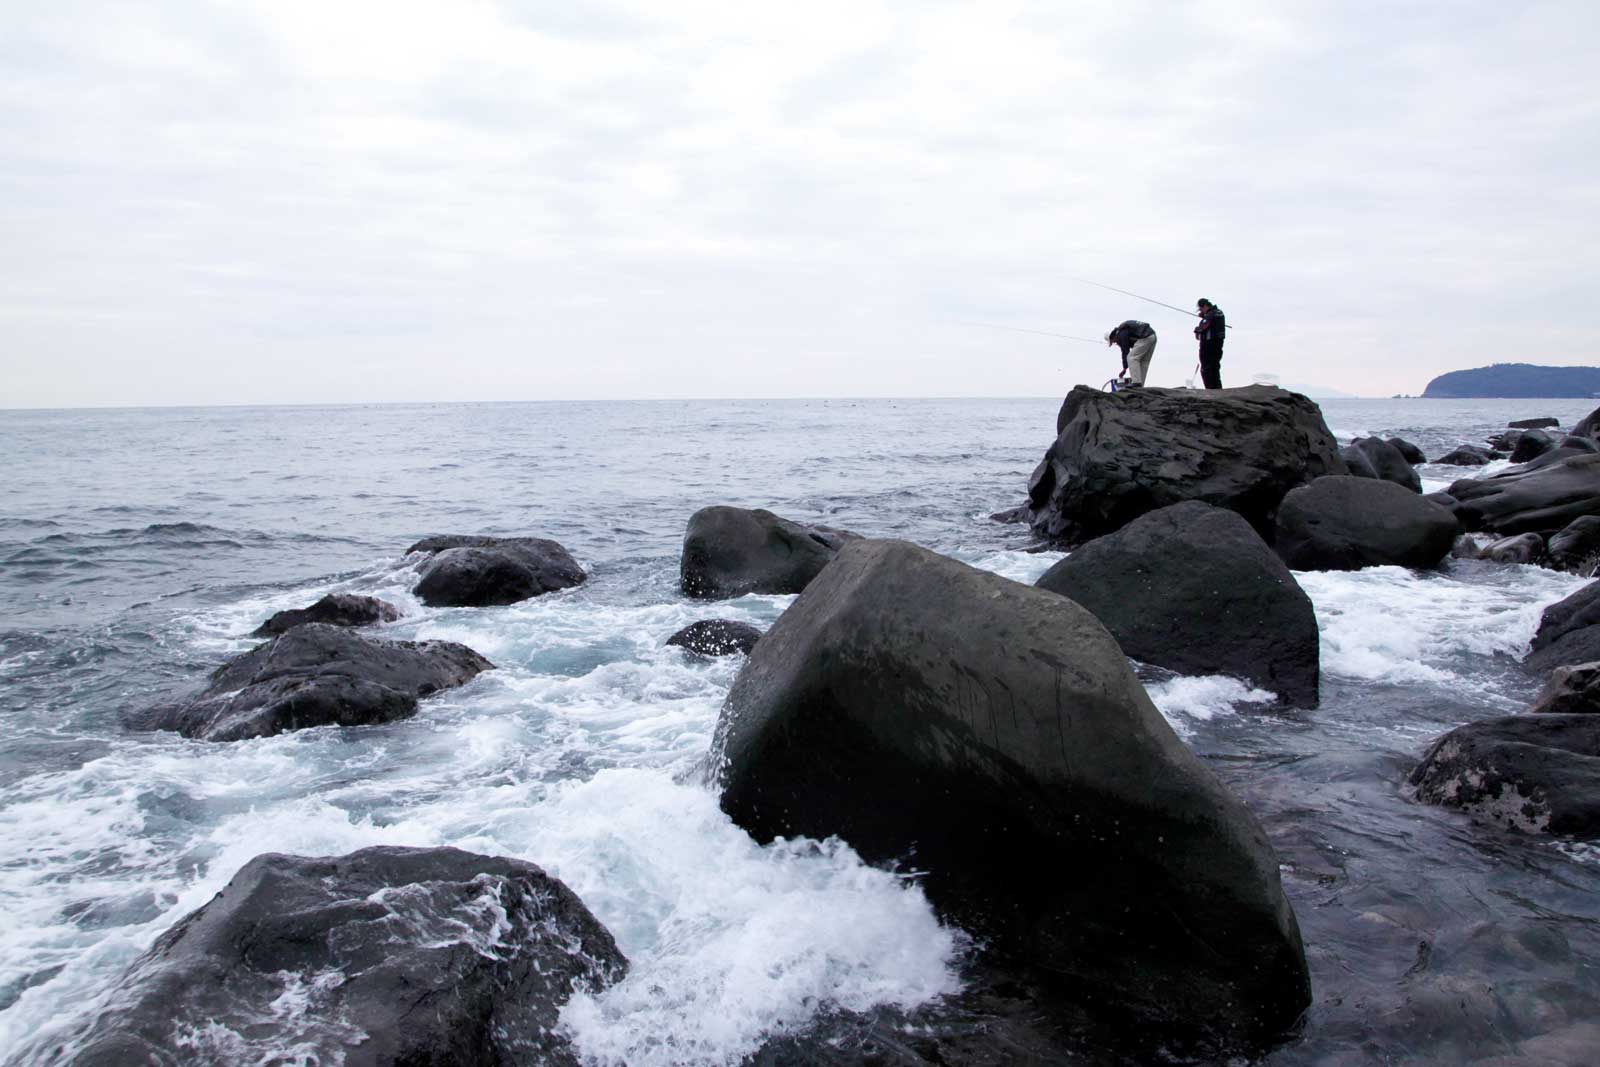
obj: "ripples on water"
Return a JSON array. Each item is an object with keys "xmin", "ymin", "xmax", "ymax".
[{"xmin": 2, "ymin": 397, "xmax": 1600, "ymax": 1065}]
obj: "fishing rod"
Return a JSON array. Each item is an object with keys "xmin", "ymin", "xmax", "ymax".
[
  {"xmin": 1070, "ymin": 278, "xmax": 1235, "ymax": 328},
  {"xmin": 958, "ymin": 320, "xmax": 1103, "ymax": 346}
]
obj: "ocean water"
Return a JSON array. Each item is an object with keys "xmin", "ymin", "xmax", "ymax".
[{"xmin": 2, "ymin": 395, "xmax": 1600, "ymax": 1065}]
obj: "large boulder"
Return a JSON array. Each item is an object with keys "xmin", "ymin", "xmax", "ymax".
[
  {"xmin": 1529, "ymin": 662, "xmax": 1600, "ymax": 715},
  {"xmin": 1273, "ymin": 476, "xmax": 1458, "ymax": 571},
  {"xmin": 1560, "ymin": 435, "xmax": 1600, "ymax": 454},
  {"xmin": 1570, "ymin": 404, "xmax": 1600, "ymax": 440},
  {"xmin": 1511, "ymin": 429, "xmax": 1557, "ymax": 463},
  {"xmin": 1436, "ymin": 445, "xmax": 1494, "ymax": 466},
  {"xmin": 1342, "ymin": 436, "xmax": 1421, "ymax": 492},
  {"xmin": 1026, "ymin": 384, "xmax": 1345, "ymax": 544},
  {"xmin": 129, "ymin": 624, "xmax": 492, "ymax": 741},
  {"xmin": 709, "ymin": 539, "xmax": 1310, "ymax": 1050},
  {"xmin": 408, "ymin": 535, "xmax": 586, "ymax": 607},
  {"xmin": 252, "ymin": 592, "xmax": 402, "ymax": 636},
  {"xmin": 1387, "ymin": 437, "xmax": 1426, "ymax": 464},
  {"xmin": 666, "ymin": 618, "xmax": 763, "ymax": 656},
  {"xmin": 1410, "ymin": 716, "xmax": 1600, "ymax": 836},
  {"xmin": 1446, "ymin": 454, "xmax": 1600, "ymax": 536},
  {"xmin": 1547, "ymin": 515, "xmax": 1600, "ymax": 574},
  {"xmin": 1525, "ymin": 581, "xmax": 1600, "ymax": 674},
  {"xmin": 1034, "ymin": 501, "xmax": 1319, "ymax": 707},
  {"xmin": 680, "ymin": 506, "xmax": 859, "ymax": 599},
  {"xmin": 58, "ymin": 846, "xmax": 626, "ymax": 1066}
]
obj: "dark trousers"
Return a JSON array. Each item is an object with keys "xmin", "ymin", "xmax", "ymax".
[{"xmin": 1199, "ymin": 344, "xmax": 1224, "ymax": 389}]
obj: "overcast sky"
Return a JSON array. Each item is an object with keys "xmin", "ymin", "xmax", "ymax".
[{"xmin": 3, "ymin": 0, "xmax": 1597, "ymax": 406}]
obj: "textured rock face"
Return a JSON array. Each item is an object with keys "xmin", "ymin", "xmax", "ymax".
[
  {"xmin": 408, "ymin": 535, "xmax": 586, "ymax": 607},
  {"xmin": 680, "ymin": 506, "xmax": 859, "ymax": 599},
  {"xmin": 1026, "ymin": 384, "xmax": 1345, "ymax": 544},
  {"xmin": 1445, "ymin": 454, "xmax": 1600, "ymax": 536},
  {"xmin": 666, "ymin": 618, "xmax": 763, "ymax": 656},
  {"xmin": 1342, "ymin": 436, "xmax": 1422, "ymax": 492},
  {"xmin": 1274, "ymin": 476, "xmax": 1458, "ymax": 571},
  {"xmin": 58, "ymin": 847, "xmax": 626, "ymax": 1067},
  {"xmin": 1526, "ymin": 581, "xmax": 1600, "ymax": 674},
  {"xmin": 1547, "ymin": 515, "xmax": 1600, "ymax": 574},
  {"xmin": 129, "ymin": 624, "xmax": 492, "ymax": 741},
  {"xmin": 1530, "ymin": 662, "xmax": 1600, "ymax": 715},
  {"xmin": 252, "ymin": 592, "xmax": 402, "ymax": 636},
  {"xmin": 1035, "ymin": 501, "xmax": 1319, "ymax": 707},
  {"xmin": 1410, "ymin": 716, "xmax": 1600, "ymax": 837},
  {"xmin": 710, "ymin": 539, "xmax": 1310, "ymax": 1050}
]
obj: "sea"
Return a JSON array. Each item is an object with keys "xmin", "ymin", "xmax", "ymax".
[{"xmin": 2, "ymin": 396, "xmax": 1599, "ymax": 1066}]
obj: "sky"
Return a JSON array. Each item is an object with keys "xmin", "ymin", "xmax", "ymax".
[{"xmin": 2, "ymin": 0, "xmax": 1597, "ymax": 406}]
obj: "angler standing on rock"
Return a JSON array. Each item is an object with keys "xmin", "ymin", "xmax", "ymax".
[
  {"xmin": 1195, "ymin": 298, "xmax": 1226, "ymax": 388},
  {"xmin": 1106, "ymin": 320, "xmax": 1157, "ymax": 386}
]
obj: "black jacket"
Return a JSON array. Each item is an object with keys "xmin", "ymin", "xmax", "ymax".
[
  {"xmin": 1195, "ymin": 306, "xmax": 1226, "ymax": 346},
  {"xmin": 1107, "ymin": 320, "xmax": 1155, "ymax": 356}
]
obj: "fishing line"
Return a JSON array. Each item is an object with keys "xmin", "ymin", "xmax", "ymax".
[
  {"xmin": 1070, "ymin": 278, "xmax": 1236, "ymax": 329},
  {"xmin": 957, "ymin": 320, "xmax": 1103, "ymax": 345}
]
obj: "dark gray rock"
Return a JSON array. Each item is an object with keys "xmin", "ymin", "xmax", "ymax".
[
  {"xmin": 1571, "ymin": 405, "xmax": 1600, "ymax": 440},
  {"xmin": 1026, "ymin": 384, "xmax": 1345, "ymax": 544},
  {"xmin": 1526, "ymin": 581, "xmax": 1600, "ymax": 674},
  {"xmin": 1410, "ymin": 715, "xmax": 1600, "ymax": 836},
  {"xmin": 1548, "ymin": 515, "xmax": 1600, "ymax": 575},
  {"xmin": 1436, "ymin": 445, "xmax": 1494, "ymax": 466},
  {"xmin": 1387, "ymin": 437, "xmax": 1427, "ymax": 464},
  {"xmin": 1274, "ymin": 476, "xmax": 1458, "ymax": 571},
  {"xmin": 1559, "ymin": 435, "xmax": 1600, "ymax": 454},
  {"xmin": 129, "ymin": 624, "xmax": 492, "ymax": 741},
  {"xmin": 710, "ymin": 538, "xmax": 1310, "ymax": 1051},
  {"xmin": 987, "ymin": 504, "xmax": 1032, "ymax": 525},
  {"xmin": 1510, "ymin": 417, "xmax": 1561, "ymax": 429},
  {"xmin": 1479, "ymin": 532, "xmax": 1545, "ymax": 565},
  {"xmin": 252, "ymin": 593, "xmax": 402, "ymax": 637},
  {"xmin": 409, "ymin": 535, "xmax": 586, "ymax": 607},
  {"xmin": 1511, "ymin": 429, "xmax": 1557, "ymax": 463},
  {"xmin": 1488, "ymin": 430, "xmax": 1524, "ymax": 453},
  {"xmin": 680, "ymin": 507, "xmax": 859, "ymax": 599},
  {"xmin": 1446, "ymin": 454, "xmax": 1600, "ymax": 536},
  {"xmin": 1035, "ymin": 501, "xmax": 1318, "ymax": 707},
  {"xmin": 666, "ymin": 619, "xmax": 763, "ymax": 656},
  {"xmin": 1451, "ymin": 533, "xmax": 1488, "ymax": 560},
  {"xmin": 1343, "ymin": 436, "xmax": 1421, "ymax": 492},
  {"xmin": 56, "ymin": 846, "xmax": 625, "ymax": 1067},
  {"xmin": 1529, "ymin": 662, "xmax": 1600, "ymax": 715}
]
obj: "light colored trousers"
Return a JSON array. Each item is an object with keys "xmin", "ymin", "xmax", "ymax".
[{"xmin": 1126, "ymin": 333, "xmax": 1157, "ymax": 384}]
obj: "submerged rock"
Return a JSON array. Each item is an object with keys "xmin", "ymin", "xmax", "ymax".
[
  {"xmin": 58, "ymin": 846, "xmax": 626, "ymax": 1066},
  {"xmin": 1035, "ymin": 501, "xmax": 1319, "ymax": 707},
  {"xmin": 1436, "ymin": 445, "xmax": 1494, "ymax": 466},
  {"xmin": 129, "ymin": 624, "xmax": 492, "ymax": 741},
  {"xmin": 1479, "ymin": 532, "xmax": 1545, "ymax": 565},
  {"xmin": 251, "ymin": 592, "xmax": 401, "ymax": 636},
  {"xmin": 1529, "ymin": 662, "xmax": 1600, "ymax": 715},
  {"xmin": 1274, "ymin": 476, "xmax": 1457, "ymax": 571},
  {"xmin": 1342, "ymin": 436, "xmax": 1421, "ymax": 492},
  {"xmin": 1548, "ymin": 515, "xmax": 1600, "ymax": 575},
  {"xmin": 680, "ymin": 506, "xmax": 859, "ymax": 599},
  {"xmin": 666, "ymin": 618, "xmax": 763, "ymax": 656},
  {"xmin": 1026, "ymin": 384, "xmax": 1344, "ymax": 544},
  {"xmin": 408, "ymin": 535, "xmax": 586, "ymax": 607},
  {"xmin": 1410, "ymin": 716, "xmax": 1600, "ymax": 836},
  {"xmin": 1526, "ymin": 581, "xmax": 1600, "ymax": 674},
  {"xmin": 710, "ymin": 539, "xmax": 1310, "ymax": 1051},
  {"xmin": 1446, "ymin": 454, "xmax": 1600, "ymax": 536}
]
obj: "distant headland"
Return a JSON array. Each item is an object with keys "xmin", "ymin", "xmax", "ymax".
[{"xmin": 1422, "ymin": 363, "xmax": 1600, "ymax": 398}]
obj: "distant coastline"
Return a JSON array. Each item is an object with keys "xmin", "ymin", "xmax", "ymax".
[{"xmin": 1422, "ymin": 363, "xmax": 1600, "ymax": 398}]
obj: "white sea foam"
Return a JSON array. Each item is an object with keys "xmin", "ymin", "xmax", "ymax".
[
  {"xmin": 961, "ymin": 547, "xmax": 1064, "ymax": 585},
  {"xmin": 1144, "ymin": 675, "xmax": 1277, "ymax": 738}
]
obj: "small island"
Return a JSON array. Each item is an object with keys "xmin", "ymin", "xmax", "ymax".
[{"xmin": 1423, "ymin": 363, "xmax": 1600, "ymax": 398}]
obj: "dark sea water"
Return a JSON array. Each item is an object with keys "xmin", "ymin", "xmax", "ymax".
[{"xmin": 2, "ymin": 396, "xmax": 1599, "ymax": 1065}]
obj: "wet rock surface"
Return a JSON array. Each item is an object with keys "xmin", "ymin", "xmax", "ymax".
[
  {"xmin": 711, "ymin": 539, "xmax": 1310, "ymax": 1052},
  {"xmin": 56, "ymin": 846, "xmax": 626, "ymax": 1067},
  {"xmin": 1526, "ymin": 580, "xmax": 1600, "ymax": 673},
  {"xmin": 1342, "ymin": 436, "xmax": 1421, "ymax": 492},
  {"xmin": 1437, "ymin": 445, "xmax": 1494, "ymax": 466},
  {"xmin": 1479, "ymin": 532, "xmax": 1545, "ymax": 565},
  {"xmin": 1036, "ymin": 500, "xmax": 1319, "ymax": 707},
  {"xmin": 252, "ymin": 592, "xmax": 402, "ymax": 636},
  {"xmin": 408, "ymin": 534, "xmax": 586, "ymax": 607},
  {"xmin": 1410, "ymin": 715, "xmax": 1600, "ymax": 837},
  {"xmin": 666, "ymin": 618, "xmax": 763, "ymax": 656},
  {"xmin": 1546, "ymin": 515, "xmax": 1600, "ymax": 574},
  {"xmin": 1530, "ymin": 662, "xmax": 1600, "ymax": 715},
  {"xmin": 1274, "ymin": 476, "xmax": 1457, "ymax": 571},
  {"xmin": 128, "ymin": 624, "xmax": 493, "ymax": 741},
  {"xmin": 680, "ymin": 506, "xmax": 859, "ymax": 599},
  {"xmin": 1446, "ymin": 454, "xmax": 1600, "ymax": 536},
  {"xmin": 1026, "ymin": 384, "xmax": 1345, "ymax": 544}
]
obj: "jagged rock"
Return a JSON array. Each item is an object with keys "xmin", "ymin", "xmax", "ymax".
[
  {"xmin": 408, "ymin": 535, "xmax": 586, "ymax": 607},
  {"xmin": 711, "ymin": 538, "xmax": 1310, "ymax": 1050},
  {"xmin": 1410, "ymin": 716, "xmax": 1600, "ymax": 836},
  {"xmin": 1510, "ymin": 417, "xmax": 1561, "ymax": 429},
  {"xmin": 1274, "ymin": 476, "xmax": 1457, "ymax": 571},
  {"xmin": 128, "ymin": 624, "xmax": 492, "ymax": 741},
  {"xmin": 1511, "ymin": 429, "xmax": 1557, "ymax": 463},
  {"xmin": 1436, "ymin": 445, "xmax": 1494, "ymax": 466},
  {"xmin": 1548, "ymin": 516, "xmax": 1600, "ymax": 575},
  {"xmin": 1530, "ymin": 662, "xmax": 1600, "ymax": 715},
  {"xmin": 1035, "ymin": 501, "xmax": 1318, "ymax": 707},
  {"xmin": 1445, "ymin": 454, "xmax": 1600, "ymax": 536},
  {"xmin": 252, "ymin": 593, "xmax": 402, "ymax": 636},
  {"xmin": 666, "ymin": 619, "xmax": 763, "ymax": 656},
  {"xmin": 1026, "ymin": 385, "xmax": 1344, "ymax": 544},
  {"xmin": 680, "ymin": 507, "xmax": 859, "ymax": 599},
  {"xmin": 1342, "ymin": 436, "xmax": 1421, "ymax": 492},
  {"xmin": 1387, "ymin": 437, "xmax": 1427, "ymax": 464},
  {"xmin": 1479, "ymin": 532, "xmax": 1545, "ymax": 565},
  {"xmin": 1526, "ymin": 581, "xmax": 1600, "ymax": 674},
  {"xmin": 57, "ymin": 847, "xmax": 625, "ymax": 1067}
]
